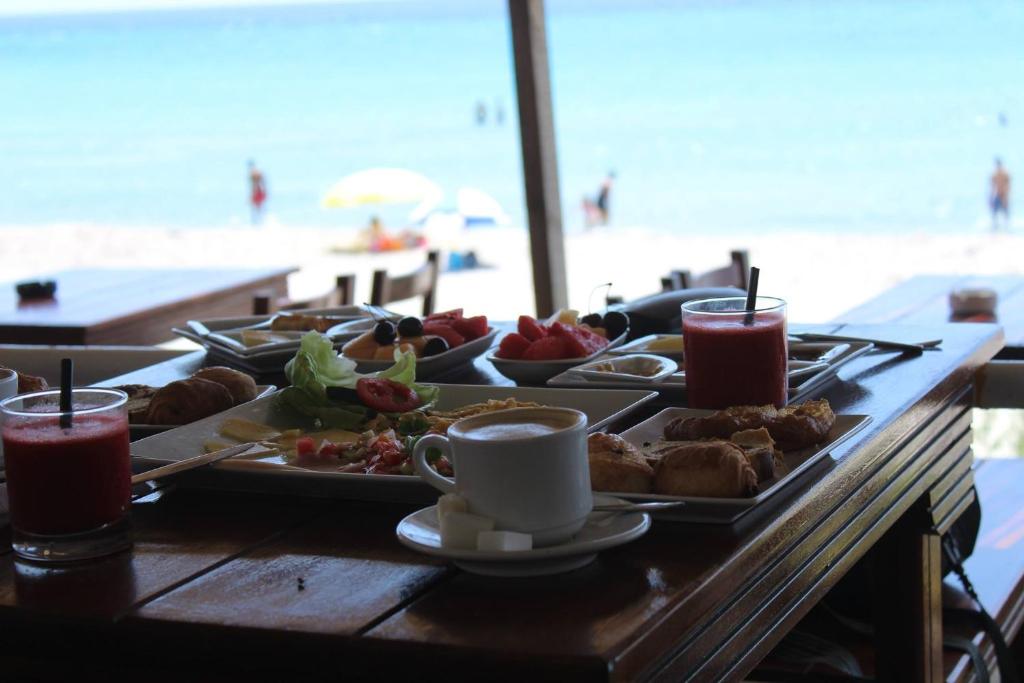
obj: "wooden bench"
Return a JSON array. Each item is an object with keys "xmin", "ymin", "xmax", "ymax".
[{"xmin": 943, "ymin": 458, "xmax": 1024, "ymax": 682}]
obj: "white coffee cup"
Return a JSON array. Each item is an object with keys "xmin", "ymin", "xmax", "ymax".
[
  {"xmin": 0, "ymin": 369, "xmax": 16, "ymax": 402},
  {"xmin": 412, "ymin": 407, "xmax": 592, "ymax": 547}
]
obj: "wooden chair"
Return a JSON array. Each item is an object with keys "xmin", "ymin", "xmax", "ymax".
[
  {"xmin": 252, "ymin": 274, "xmax": 356, "ymax": 316},
  {"xmin": 370, "ymin": 250, "xmax": 440, "ymax": 317},
  {"xmin": 661, "ymin": 250, "xmax": 750, "ymax": 292}
]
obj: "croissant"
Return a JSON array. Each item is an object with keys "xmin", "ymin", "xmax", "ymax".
[
  {"xmin": 587, "ymin": 432, "xmax": 654, "ymax": 493},
  {"xmin": 191, "ymin": 366, "xmax": 258, "ymax": 405},
  {"xmin": 653, "ymin": 440, "xmax": 758, "ymax": 498},
  {"xmin": 145, "ymin": 378, "xmax": 234, "ymax": 426}
]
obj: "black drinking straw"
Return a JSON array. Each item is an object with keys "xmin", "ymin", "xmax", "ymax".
[
  {"xmin": 59, "ymin": 357, "xmax": 73, "ymax": 429},
  {"xmin": 743, "ymin": 267, "xmax": 760, "ymax": 325}
]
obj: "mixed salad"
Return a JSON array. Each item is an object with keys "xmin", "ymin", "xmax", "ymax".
[{"xmin": 272, "ymin": 331, "xmax": 446, "ymax": 474}]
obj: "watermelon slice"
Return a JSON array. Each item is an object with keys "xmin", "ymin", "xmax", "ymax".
[
  {"xmin": 422, "ymin": 322, "xmax": 466, "ymax": 348},
  {"xmin": 451, "ymin": 315, "xmax": 489, "ymax": 341},
  {"xmin": 517, "ymin": 315, "xmax": 548, "ymax": 342},
  {"xmin": 425, "ymin": 309, "xmax": 463, "ymax": 323},
  {"xmin": 549, "ymin": 322, "xmax": 609, "ymax": 358},
  {"xmin": 496, "ymin": 332, "xmax": 532, "ymax": 359},
  {"xmin": 521, "ymin": 335, "xmax": 571, "ymax": 361}
]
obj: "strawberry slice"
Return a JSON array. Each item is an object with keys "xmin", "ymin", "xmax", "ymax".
[
  {"xmin": 517, "ymin": 315, "xmax": 548, "ymax": 342},
  {"xmin": 422, "ymin": 321, "xmax": 466, "ymax": 348},
  {"xmin": 451, "ymin": 315, "xmax": 489, "ymax": 341},
  {"xmin": 522, "ymin": 335, "xmax": 571, "ymax": 360},
  {"xmin": 549, "ymin": 322, "xmax": 609, "ymax": 358},
  {"xmin": 496, "ymin": 332, "xmax": 532, "ymax": 359}
]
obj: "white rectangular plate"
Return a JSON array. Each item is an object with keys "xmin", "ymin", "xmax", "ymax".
[
  {"xmin": 548, "ymin": 340, "xmax": 873, "ymax": 405},
  {"xmin": 610, "ymin": 407, "xmax": 872, "ymax": 523},
  {"xmin": 130, "ymin": 385, "xmax": 658, "ymax": 503}
]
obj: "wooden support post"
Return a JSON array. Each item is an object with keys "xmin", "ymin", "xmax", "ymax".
[
  {"xmin": 508, "ymin": 0, "xmax": 568, "ymax": 317},
  {"xmin": 871, "ymin": 510, "xmax": 944, "ymax": 683}
]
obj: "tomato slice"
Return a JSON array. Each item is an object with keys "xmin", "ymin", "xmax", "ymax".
[{"xmin": 355, "ymin": 378, "xmax": 422, "ymax": 413}]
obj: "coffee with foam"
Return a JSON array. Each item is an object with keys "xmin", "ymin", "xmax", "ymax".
[{"xmin": 458, "ymin": 414, "xmax": 575, "ymax": 441}]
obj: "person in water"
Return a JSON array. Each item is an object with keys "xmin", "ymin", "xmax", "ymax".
[
  {"xmin": 582, "ymin": 171, "xmax": 616, "ymax": 228},
  {"xmin": 990, "ymin": 158, "xmax": 1011, "ymax": 231},
  {"xmin": 248, "ymin": 160, "xmax": 267, "ymax": 225}
]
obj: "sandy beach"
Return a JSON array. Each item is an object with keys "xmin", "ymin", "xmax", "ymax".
[{"xmin": 3, "ymin": 223, "xmax": 1022, "ymax": 323}]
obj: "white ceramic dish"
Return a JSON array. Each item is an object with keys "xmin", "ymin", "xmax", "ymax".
[
  {"xmin": 126, "ymin": 385, "xmax": 277, "ymax": 439},
  {"xmin": 608, "ymin": 334, "xmax": 686, "ymax": 361},
  {"xmin": 486, "ymin": 331, "xmax": 628, "ymax": 385},
  {"xmin": 395, "ymin": 494, "xmax": 650, "ymax": 576},
  {"xmin": 130, "ymin": 385, "xmax": 658, "ymax": 503},
  {"xmin": 607, "ymin": 407, "xmax": 872, "ymax": 524},
  {"xmin": 346, "ymin": 328, "xmax": 499, "ymax": 380},
  {"xmin": 566, "ymin": 354, "xmax": 677, "ymax": 383}
]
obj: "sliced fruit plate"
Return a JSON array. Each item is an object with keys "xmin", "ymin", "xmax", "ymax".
[{"xmin": 340, "ymin": 309, "xmax": 497, "ymax": 380}]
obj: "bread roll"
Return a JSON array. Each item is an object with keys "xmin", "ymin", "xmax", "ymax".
[
  {"xmin": 191, "ymin": 366, "xmax": 258, "ymax": 405},
  {"xmin": 653, "ymin": 440, "xmax": 757, "ymax": 498},
  {"xmin": 114, "ymin": 384, "xmax": 158, "ymax": 424},
  {"xmin": 145, "ymin": 378, "xmax": 234, "ymax": 425},
  {"xmin": 587, "ymin": 433, "xmax": 653, "ymax": 493}
]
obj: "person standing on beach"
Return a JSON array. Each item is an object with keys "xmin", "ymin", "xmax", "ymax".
[
  {"xmin": 990, "ymin": 158, "xmax": 1010, "ymax": 231},
  {"xmin": 595, "ymin": 171, "xmax": 615, "ymax": 225},
  {"xmin": 248, "ymin": 160, "xmax": 267, "ymax": 225}
]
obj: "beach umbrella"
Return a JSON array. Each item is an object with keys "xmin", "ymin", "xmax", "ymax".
[{"xmin": 321, "ymin": 168, "xmax": 442, "ymax": 209}]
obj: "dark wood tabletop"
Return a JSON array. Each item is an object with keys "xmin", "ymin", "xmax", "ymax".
[
  {"xmin": 0, "ymin": 268, "xmax": 295, "ymax": 345},
  {"xmin": 835, "ymin": 274, "xmax": 1024, "ymax": 352},
  {"xmin": 0, "ymin": 322, "xmax": 1004, "ymax": 682}
]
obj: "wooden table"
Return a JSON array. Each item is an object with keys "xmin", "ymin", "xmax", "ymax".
[
  {"xmin": 0, "ymin": 268, "xmax": 295, "ymax": 345},
  {"xmin": 836, "ymin": 274, "xmax": 1024, "ymax": 354},
  {"xmin": 0, "ymin": 322, "xmax": 1004, "ymax": 682}
]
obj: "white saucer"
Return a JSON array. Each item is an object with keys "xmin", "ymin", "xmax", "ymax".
[{"xmin": 395, "ymin": 494, "xmax": 651, "ymax": 577}]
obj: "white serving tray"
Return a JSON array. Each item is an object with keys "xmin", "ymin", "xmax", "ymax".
[
  {"xmin": 548, "ymin": 340, "xmax": 873, "ymax": 405},
  {"xmin": 130, "ymin": 385, "xmax": 658, "ymax": 503},
  {"xmin": 608, "ymin": 407, "xmax": 872, "ymax": 524}
]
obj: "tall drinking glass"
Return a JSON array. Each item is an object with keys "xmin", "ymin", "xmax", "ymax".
[
  {"xmin": 681, "ymin": 297, "xmax": 788, "ymax": 409},
  {"xmin": 1, "ymin": 388, "xmax": 132, "ymax": 562}
]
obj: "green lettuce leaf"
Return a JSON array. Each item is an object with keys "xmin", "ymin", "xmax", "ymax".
[{"xmin": 277, "ymin": 331, "xmax": 438, "ymax": 425}]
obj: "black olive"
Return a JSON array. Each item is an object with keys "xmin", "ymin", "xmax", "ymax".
[
  {"xmin": 422, "ymin": 336, "xmax": 450, "ymax": 356},
  {"xmin": 373, "ymin": 320, "xmax": 397, "ymax": 345},
  {"xmin": 579, "ymin": 313, "xmax": 603, "ymax": 327},
  {"xmin": 397, "ymin": 316, "xmax": 423, "ymax": 337},
  {"xmin": 602, "ymin": 311, "xmax": 629, "ymax": 339}
]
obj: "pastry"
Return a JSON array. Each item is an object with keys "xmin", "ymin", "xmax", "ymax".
[
  {"xmin": 587, "ymin": 432, "xmax": 654, "ymax": 493},
  {"xmin": 145, "ymin": 378, "xmax": 234, "ymax": 425},
  {"xmin": 768, "ymin": 399, "xmax": 835, "ymax": 450},
  {"xmin": 663, "ymin": 399, "xmax": 835, "ymax": 452},
  {"xmin": 114, "ymin": 384, "xmax": 159, "ymax": 423},
  {"xmin": 653, "ymin": 440, "xmax": 758, "ymax": 497},
  {"xmin": 191, "ymin": 366, "xmax": 258, "ymax": 405},
  {"xmin": 730, "ymin": 427, "xmax": 783, "ymax": 482}
]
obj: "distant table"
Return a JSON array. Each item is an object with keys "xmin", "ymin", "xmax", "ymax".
[
  {"xmin": 835, "ymin": 274, "xmax": 1024, "ymax": 356},
  {"xmin": 0, "ymin": 268, "xmax": 295, "ymax": 346}
]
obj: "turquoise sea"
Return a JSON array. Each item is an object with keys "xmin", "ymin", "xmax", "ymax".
[{"xmin": 0, "ymin": 0, "xmax": 1022, "ymax": 233}]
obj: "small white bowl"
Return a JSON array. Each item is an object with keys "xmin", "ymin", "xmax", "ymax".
[{"xmin": 567, "ymin": 354, "xmax": 677, "ymax": 383}]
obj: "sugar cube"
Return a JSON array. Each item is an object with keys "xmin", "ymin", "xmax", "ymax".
[
  {"xmin": 436, "ymin": 493, "xmax": 469, "ymax": 523},
  {"xmin": 440, "ymin": 511, "xmax": 494, "ymax": 549}
]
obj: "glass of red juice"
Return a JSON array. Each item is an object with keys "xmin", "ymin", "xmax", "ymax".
[
  {"xmin": 682, "ymin": 297, "xmax": 788, "ymax": 409},
  {"xmin": 1, "ymin": 388, "xmax": 132, "ymax": 562}
]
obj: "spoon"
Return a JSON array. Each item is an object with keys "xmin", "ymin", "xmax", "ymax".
[{"xmin": 591, "ymin": 501, "xmax": 684, "ymax": 513}]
